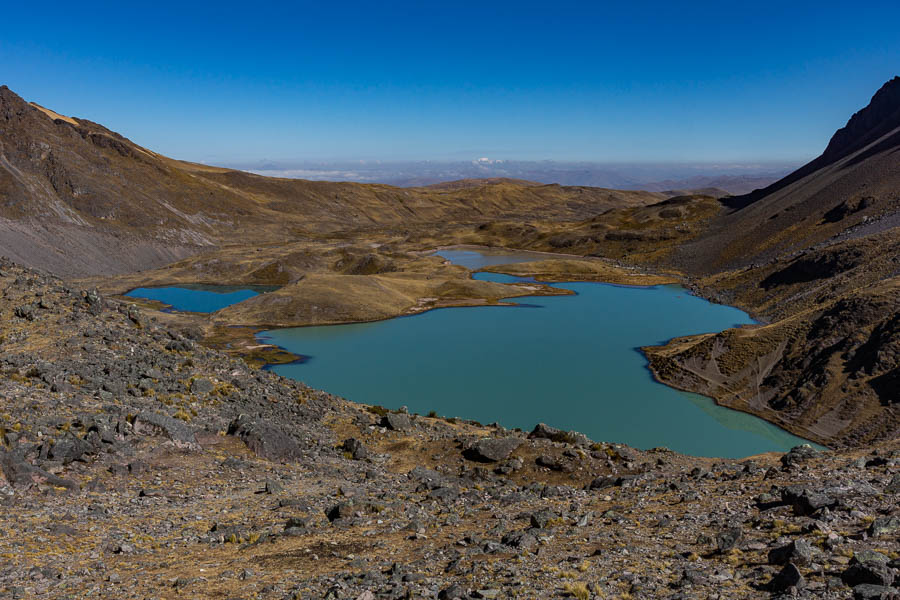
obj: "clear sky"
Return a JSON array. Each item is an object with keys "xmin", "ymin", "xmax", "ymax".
[{"xmin": 2, "ymin": 1, "xmax": 897, "ymax": 165}]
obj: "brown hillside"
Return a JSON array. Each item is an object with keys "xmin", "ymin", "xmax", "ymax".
[{"xmin": 0, "ymin": 85, "xmax": 660, "ymax": 277}]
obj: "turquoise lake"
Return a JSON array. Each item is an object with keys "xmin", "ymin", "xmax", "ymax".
[
  {"xmin": 124, "ymin": 284, "xmax": 278, "ymax": 313},
  {"xmin": 256, "ymin": 248, "xmax": 817, "ymax": 457}
]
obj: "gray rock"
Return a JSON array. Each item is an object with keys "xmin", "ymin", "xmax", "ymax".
[
  {"xmin": 853, "ymin": 584, "xmax": 900, "ymax": 600},
  {"xmin": 716, "ymin": 527, "xmax": 742, "ymax": 553},
  {"xmin": 770, "ymin": 563, "xmax": 804, "ymax": 592},
  {"xmin": 48, "ymin": 434, "xmax": 93, "ymax": 465},
  {"xmin": 228, "ymin": 416, "xmax": 301, "ymax": 461},
  {"xmin": 438, "ymin": 584, "xmax": 466, "ymax": 600},
  {"xmin": 327, "ymin": 501, "xmax": 368, "ymax": 522},
  {"xmin": 133, "ymin": 412, "xmax": 199, "ymax": 450},
  {"xmin": 408, "ymin": 466, "xmax": 446, "ymax": 490},
  {"xmin": 264, "ymin": 479, "xmax": 284, "ymax": 495},
  {"xmin": 428, "ymin": 486, "xmax": 459, "ymax": 502},
  {"xmin": 869, "ymin": 516, "xmax": 900, "ymax": 537},
  {"xmin": 464, "ymin": 437, "xmax": 523, "ymax": 463},
  {"xmin": 885, "ymin": 474, "xmax": 900, "ymax": 493},
  {"xmin": 855, "ymin": 550, "xmax": 890, "ymax": 565},
  {"xmin": 530, "ymin": 509, "xmax": 556, "ymax": 529},
  {"xmin": 0, "ymin": 451, "xmax": 78, "ymax": 490},
  {"xmin": 528, "ymin": 422, "xmax": 590, "ymax": 445},
  {"xmin": 501, "ymin": 530, "xmax": 537, "ymax": 550},
  {"xmin": 768, "ymin": 539, "xmax": 815, "ymax": 566},
  {"xmin": 340, "ymin": 438, "xmax": 368, "ymax": 460},
  {"xmin": 843, "ymin": 561, "xmax": 895, "ymax": 587},
  {"xmin": 780, "ymin": 485, "xmax": 835, "ymax": 515},
  {"xmin": 780, "ymin": 444, "xmax": 819, "ymax": 469},
  {"xmin": 588, "ymin": 475, "xmax": 618, "ymax": 490},
  {"xmin": 190, "ymin": 378, "xmax": 214, "ymax": 394},
  {"xmin": 381, "ymin": 413, "xmax": 411, "ymax": 431}
]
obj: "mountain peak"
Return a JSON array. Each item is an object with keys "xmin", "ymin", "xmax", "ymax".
[
  {"xmin": 821, "ymin": 75, "xmax": 900, "ymax": 162},
  {"xmin": 723, "ymin": 76, "xmax": 900, "ymax": 210}
]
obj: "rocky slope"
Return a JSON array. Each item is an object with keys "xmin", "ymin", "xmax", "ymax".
[{"xmin": 5, "ymin": 258, "xmax": 900, "ymax": 599}]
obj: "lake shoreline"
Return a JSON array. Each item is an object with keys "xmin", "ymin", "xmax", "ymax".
[
  {"xmin": 260, "ymin": 251, "xmax": 817, "ymax": 457},
  {"xmin": 118, "ymin": 245, "xmax": 823, "ymax": 454}
]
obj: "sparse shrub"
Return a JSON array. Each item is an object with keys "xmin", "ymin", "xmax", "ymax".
[
  {"xmin": 563, "ymin": 582, "xmax": 590, "ymax": 600},
  {"xmin": 366, "ymin": 405, "xmax": 389, "ymax": 417}
]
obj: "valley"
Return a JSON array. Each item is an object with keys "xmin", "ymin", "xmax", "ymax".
[{"xmin": 1, "ymin": 75, "xmax": 899, "ymax": 599}]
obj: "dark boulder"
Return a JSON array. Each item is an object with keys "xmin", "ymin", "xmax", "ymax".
[
  {"xmin": 780, "ymin": 485, "xmax": 836, "ymax": 515},
  {"xmin": 530, "ymin": 509, "xmax": 557, "ymax": 529},
  {"xmin": 769, "ymin": 563, "xmax": 805, "ymax": 592},
  {"xmin": 339, "ymin": 438, "xmax": 368, "ymax": 460},
  {"xmin": 501, "ymin": 530, "xmax": 537, "ymax": 550},
  {"xmin": 843, "ymin": 561, "xmax": 896, "ymax": 587},
  {"xmin": 853, "ymin": 585, "xmax": 900, "ymax": 600},
  {"xmin": 768, "ymin": 539, "xmax": 815, "ymax": 567},
  {"xmin": 48, "ymin": 434, "xmax": 94, "ymax": 465}
]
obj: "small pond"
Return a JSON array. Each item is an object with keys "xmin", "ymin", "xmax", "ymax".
[{"xmin": 124, "ymin": 284, "xmax": 279, "ymax": 313}]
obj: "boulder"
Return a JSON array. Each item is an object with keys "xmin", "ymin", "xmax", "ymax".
[
  {"xmin": 869, "ymin": 516, "xmax": 900, "ymax": 537},
  {"xmin": 716, "ymin": 527, "xmax": 742, "ymax": 553},
  {"xmin": 340, "ymin": 438, "xmax": 369, "ymax": 460},
  {"xmin": 408, "ymin": 466, "xmax": 446, "ymax": 490},
  {"xmin": 770, "ymin": 563, "xmax": 805, "ymax": 592},
  {"xmin": 380, "ymin": 413, "xmax": 411, "ymax": 431},
  {"xmin": 780, "ymin": 485, "xmax": 836, "ymax": 515},
  {"xmin": 190, "ymin": 378, "xmax": 214, "ymax": 394},
  {"xmin": 528, "ymin": 422, "xmax": 590, "ymax": 445},
  {"xmin": 843, "ymin": 561, "xmax": 896, "ymax": 587},
  {"xmin": 780, "ymin": 444, "xmax": 819, "ymax": 469},
  {"xmin": 501, "ymin": 530, "xmax": 537, "ymax": 550},
  {"xmin": 48, "ymin": 434, "xmax": 94, "ymax": 465},
  {"xmin": 0, "ymin": 451, "xmax": 78, "ymax": 490},
  {"xmin": 853, "ymin": 585, "xmax": 900, "ymax": 600},
  {"xmin": 464, "ymin": 437, "xmax": 523, "ymax": 463},
  {"xmin": 133, "ymin": 412, "xmax": 199, "ymax": 450},
  {"xmin": 768, "ymin": 539, "xmax": 816, "ymax": 567},
  {"xmin": 228, "ymin": 416, "xmax": 301, "ymax": 461}
]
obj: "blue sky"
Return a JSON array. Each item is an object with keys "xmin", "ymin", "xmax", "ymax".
[{"xmin": 2, "ymin": 1, "xmax": 898, "ymax": 164}]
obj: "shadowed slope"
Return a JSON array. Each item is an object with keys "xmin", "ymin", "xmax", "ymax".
[{"xmin": 675, "ymin": 77, "xmax": 900, "ymax": 275}]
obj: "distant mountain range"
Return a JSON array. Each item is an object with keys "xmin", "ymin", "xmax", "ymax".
[{"xmin": 234, "ymin": 159, "xmax": 798, "ymax": 195}]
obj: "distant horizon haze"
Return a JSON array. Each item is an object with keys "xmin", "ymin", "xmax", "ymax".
[
  {"xmin": 2, "ymin": 1, "xmax": 897, "ymax": 165},
  {"xmin": 229, "ymin": 158, "xmax": 800, "ymax": 192}
]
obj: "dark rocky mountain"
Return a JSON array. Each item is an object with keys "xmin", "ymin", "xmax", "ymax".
[{"xmin": 679, "ymin": 76, "xmax": 900, "ymax": 273}]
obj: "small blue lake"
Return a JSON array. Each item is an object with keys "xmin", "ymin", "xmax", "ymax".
[
  {"xmin": 124, "ymin": 284, "xmax": 278, "ymax": 313},
  {"xmin": 259, "ymin": 249, "xmax": 817, "ymax": 457}
]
